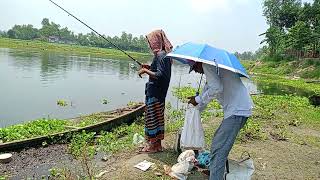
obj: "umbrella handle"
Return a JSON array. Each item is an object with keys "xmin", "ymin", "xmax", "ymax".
[
  {"xmin": 196, "ymin": 74, "xmax": 204, "ymax": 96},
  {"xmin": 214, "ymin": 59, "xmax": 220, "ymax": 75}
]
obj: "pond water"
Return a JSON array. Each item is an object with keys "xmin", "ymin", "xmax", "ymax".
[
  {"xmin": 0, "ymin": 48, "xmax": 204, "ymax": 127},
  {"xmin": 0, "ymin": 48, "xmax": 312, "ymax": 127}
]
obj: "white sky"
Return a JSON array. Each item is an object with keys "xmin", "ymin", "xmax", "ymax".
[{"xmin": 0, "ymin": 0, "xmax": 281, "ymax": 52}]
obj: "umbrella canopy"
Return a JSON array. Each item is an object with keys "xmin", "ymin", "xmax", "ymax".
[{"xmin": 166, "ymin": 42, "xmax": 249, "ymax": 78}]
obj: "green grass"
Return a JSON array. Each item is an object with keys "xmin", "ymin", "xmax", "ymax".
[
  {"xmin": 0, "ymin": 176, "xmax": 8, "ymax": 180},
  {"xmin": 0, "ymin": 103, "xmax": 144, "ymax": 143},
  {"xmin": 46, "ymin": 85, "xmax": 320, "ymax": 179},
  {"xmin": 0, "ymin": 119, "xmax": 68, "ymax": 143},
  {"xmin": 247, "ymin": 95, "xmax": 320, "ymax": 141},
  {"xmin": 172, "ymin": 86, "xmax": 222, "ymax": 110},
  {"xmin": 57, "ymin": 99, "xmax": 68, "ymax": 107},
  {"xmin": 253, "ymin": 74, "xmax": 320, "ymax": 95},
  {"xmin": 69, "ymin": 131, "xmax": 96, "ymax": 159},
  {"xmin": 242, "ymin": 59, "xmax": 320, "ymax": 79},
  {"xmin": 97, "ymin": 122, "xmax": 144, "ymax": 153},
  {"xmin": 74, "ymin": 113, "xmax": 111, "ymax": 127},
  {"xmin": 0, "ymin": 37, "xmax": 152, "ymax": 61},
  {"xmin": 172, "ymin": 86, "xmax": 320, "ymax": 144}
]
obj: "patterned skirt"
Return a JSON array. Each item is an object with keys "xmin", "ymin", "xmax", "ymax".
[{"xmin": 145, "ymin": 97, "xmax": 165, "ymax": 144}]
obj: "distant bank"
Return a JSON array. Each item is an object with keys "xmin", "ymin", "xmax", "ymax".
[{"xmin": 0, "ymin": 38, "xmax": 152, "ymax": 61}]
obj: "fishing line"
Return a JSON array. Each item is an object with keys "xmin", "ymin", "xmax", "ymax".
[{"xmin": 48, "ymin": 0, "xmax": 142, "ymax": 66}]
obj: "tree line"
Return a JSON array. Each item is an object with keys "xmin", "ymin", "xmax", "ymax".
[
  {"xmin": 262, "ymin": 0, "xmax": 320, "ymax": 60},
  {"xmin": 234, "ymin": 47, "xmax": 266, "ymax": 60},
  {"xmin": 0, "ymin": 18, "xmax": 150, "ymax": 53}
]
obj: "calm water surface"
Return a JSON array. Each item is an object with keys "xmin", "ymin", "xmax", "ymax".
[
  {"xmin": 0, "ymin": 48, "xmax": 203, "ymax": 127},
  {"xmin": 2, "ymin": 48, "xmax": 303, "ymax": 127}
]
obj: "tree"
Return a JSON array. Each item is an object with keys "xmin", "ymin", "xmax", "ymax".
[
  {"xmin": 288, "ymin": 21, "xmax": 312, "ymax": 57},
  {"xmin": 41, "ymin": 18, "xmax": 50, "ymax": 26},
  {"xmin": 2, "ymin": 18, "xmax": 150, "ymax": 53},
  {"xmin": 77, "ymin": 33, "xmax": 90, "ymax": 46},
  {"xmin": 261, "ymin": 26, "xmax": 285, "ymax": 55},
  {"xmin": 255, "ymin": 46, "xmax": 268, "ymax": 60},
  {"xmin": 263, "ymin": 0, "xmax": 282, "ymax": 27},
  {"xmin": 279, "ymin": 0, "xmax": 301, "ymax": 29},
  {"xmin": 7, "ymin": 29, "xmax": 15, "ymax": 38},
  {"xmin": 7, "ymin": 24, "xmax": 39, "ymax": 40},
  {"xmin": 262, "ymin": 0, "xmax": 320, "ymax": 59},
  {"xmin": 40, "ymin": 18, "xmax": 61, "ymax": 39},
  {"xmin": 59, "ymin": 27, "xmax": 74, "ymax": 42},
  {"xmin": 0, "ymin": 30, "xmax": 7, "ymax": 37}
]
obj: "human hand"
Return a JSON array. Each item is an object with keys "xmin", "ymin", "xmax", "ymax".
[
  {"xmin": 141, "ymin": 64, "xmax": 150, "ymax": 69},
  {"xmin": 138, "ymin": 68, "xmax": 147, "ymax": 78},
  {"xmin": 187, "ymin": 96, "xmax": 198, "ymax": 106}
]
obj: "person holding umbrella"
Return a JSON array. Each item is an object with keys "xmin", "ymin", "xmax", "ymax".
[
  {"xmin": 138, "ymin": 30, "xmax": 173, "ymax": 153},
  {"xmin": 167, "ymin": 42, "xmax": 254, "ymax": 179}
]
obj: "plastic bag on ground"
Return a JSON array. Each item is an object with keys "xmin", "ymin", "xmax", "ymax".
[
  {"xmin": 170, "ymin": 160, "xmax": 190, "ymax": 180},
  {"xmin": 177, "ymin": 150, "xmax": 195, "ymax": 163},
  {"xmin": 180, "ymin": 105, "xmax": 205, "ymax": 150},
  {"xmin": 226, "ymin": 158, "xmax": 254, "ymax": 180},
  {"xmin": 197, "ymin": 151, "xmax": 211, "ymax": 168},
  {"xmin": 168, "ymin": 150, "xmax": 196, "ymax": 180},
  {"xmin": 132, "ymin": 133, "xmax": 145, "ymax": 145}
]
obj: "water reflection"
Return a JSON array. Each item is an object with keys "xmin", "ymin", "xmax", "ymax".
[
  {"xmin": 256, "ymin": 81, "xmax": 314, "ymax": 97},
  {"xmin": 1, "ymin": 48, "xmax": 285, "ymax": 127},
  {"xmin": 0, "ymin": 48, "xmax": 199, "ymax": 127}
]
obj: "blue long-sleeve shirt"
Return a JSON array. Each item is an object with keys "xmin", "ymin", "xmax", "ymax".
[{"xmin": 145, "ymin": 51, "xmax": 172, "ymax": 102}]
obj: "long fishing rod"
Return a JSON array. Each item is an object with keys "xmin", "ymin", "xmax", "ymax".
[{"xmin": 48, "ymin": 0, "xmax": 142, "ymax": 66}]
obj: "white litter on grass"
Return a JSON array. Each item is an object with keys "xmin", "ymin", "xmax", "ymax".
[
  {"xmin": 132, "ymin": 133, "xmax": 145, "ymax": 145},
  {"xmin": 95, "ymin": 170, "xmax": 108, "ymax": 178},
  {"xmin": 168, "ymin": 150, "xmax": 196, "ymax": 180},
  {"xmin": 134, "ymin": 160, "xmax": 154, "ymax": 171}
]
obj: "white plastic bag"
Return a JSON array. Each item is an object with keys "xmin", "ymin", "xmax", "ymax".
[
  {"xmin": 169, "ymin": 150, "xmax": 196, "ymax": 180},
  {"xmin": 170, "ymin": 160, "xmax": 190, "ymax": 180},
  {"xmin": 180, "ymin": 105, "xmax": 205, "ymax": 150},
  {"xmin": 177, "ymin": 150, "xmax": 195, "ymax": 164},
  {"xmin": 226, "ymin": 158, "xmax": 255, "ymax": 180},
  {"xmin": 132, "ymin": 133, "xmax": 145, "ymax": 145}
]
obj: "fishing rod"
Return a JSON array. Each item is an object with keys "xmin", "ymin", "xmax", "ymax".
[{"xmin": 48, "ymin": 0, "xmax": 142, "ymax": 66}]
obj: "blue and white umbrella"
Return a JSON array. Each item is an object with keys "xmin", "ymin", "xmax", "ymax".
[{"xmin": 166, "ymin": 42, "xmax": 249, "ymax": 78}]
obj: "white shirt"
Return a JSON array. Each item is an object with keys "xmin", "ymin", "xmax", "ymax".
[{"xmin": 195, "ymin": 64, "xmax": 254, "ymax": 119}]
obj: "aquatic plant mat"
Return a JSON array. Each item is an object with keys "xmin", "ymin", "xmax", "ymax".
[{"xmin": 0, "ymin": 103, "xmax": 145, "ymax": 151}]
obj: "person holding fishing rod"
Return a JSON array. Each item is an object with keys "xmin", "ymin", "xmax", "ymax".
[
  {"xmin": 49, "ymin": 0, "xmax": 173, "ymax": 153},
  {"xmin": 138, "ymin": 29, "xmax": 173, "ymax": 153}
]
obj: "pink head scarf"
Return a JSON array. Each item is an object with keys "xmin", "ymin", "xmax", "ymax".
[{"xmin": 146, "ymin": 29, "xmax": 173, "ymax": 55}]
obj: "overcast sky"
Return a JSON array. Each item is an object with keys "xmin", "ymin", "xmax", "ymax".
[{"xmin": 0, "ymin": 0, "xmax": 280, "ymax": 52}]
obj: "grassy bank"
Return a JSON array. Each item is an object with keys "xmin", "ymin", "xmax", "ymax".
[
  {"xmin": 241, "ymin": 60, "xmax": 320, "ymax": 96},
  {"xmin": 2, "ymin": 84, "xmax": 320, "ymax": 179},
  {"xmin": 172, "ymin": 86, "xmax": 320, "ymax": 144},
  {"xmin": 0, "ymin": 38, "xmax": 151, "ymax": 61},
  {"xmin": 0, "ymin": 104, "xmax": 142, "ymax": 143},
  {"xmin": 4, "ymin": 83, "xmax": 317, "ymax": 146},
  {"xmin": 46, "ymin": 86, "xmax": 320, "ymax": 179},
  {"xmin": 254, "ymin": 74, "xmax": 320, "ymax": 95},
  {"xmin": 243, "ymin": 59, "xmax": 320, "ymax": 79}
]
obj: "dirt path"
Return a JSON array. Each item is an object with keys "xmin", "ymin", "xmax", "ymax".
[
  {"xmin": 100, "ymin": 118, "xmax": 320, "ymax": 180},
  {"xmin": 0, "ymin": 144, "xmax": 79, "ymax": 179},
  {"xmin": 1, "ymin": 117, "xmax": 320, "ymax": 179}
]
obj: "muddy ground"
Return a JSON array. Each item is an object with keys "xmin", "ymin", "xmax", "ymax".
[{"xmin": 1, "ymin": 117, "xmax": 320, "ymax": 180}]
